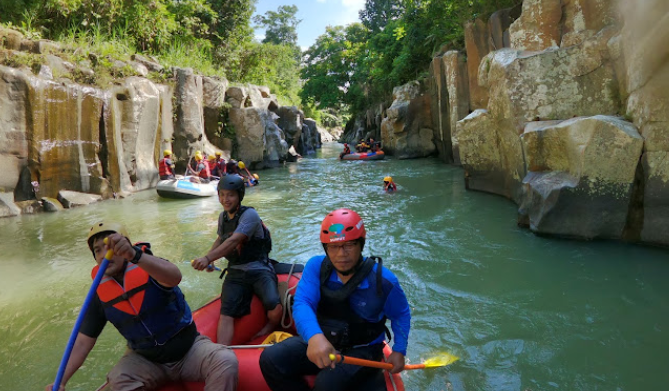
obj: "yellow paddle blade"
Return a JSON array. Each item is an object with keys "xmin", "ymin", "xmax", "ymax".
[{"xmin": 423, "ymin": 352, "xmax": 460, "ymax": 368}]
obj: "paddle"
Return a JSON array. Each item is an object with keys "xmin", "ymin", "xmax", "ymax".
[
  {"xmin": 329, "ymin": 352, "xmax": 459, "ymax": 370},
  {"xmin": 52, "ymin": 239, "xmax": 114, "ymax": 391},
  {"xmin": 184, "ymin": 157, "xmax": 193, "ymax": 177}
]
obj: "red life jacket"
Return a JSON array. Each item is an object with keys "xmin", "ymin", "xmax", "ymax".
[
  {"xmin": 197, "ymin": 161, "xmax": 211, "ymax": 179},
  {"xmin": 158, "ymin": 158, "xmax": 174, "ymax": 177}
]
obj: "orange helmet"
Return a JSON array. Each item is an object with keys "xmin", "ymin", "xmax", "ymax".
[{"xmin": 320, "ymin": 209, "xmax": 366, "ymax": 244}]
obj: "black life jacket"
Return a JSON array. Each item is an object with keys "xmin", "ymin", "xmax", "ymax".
[
  {"xmin": 317, "ymin": 256, "xmax": 390, "ymax": 350},
  {"xmin": 218, "ymin": 205, "xmax": 272, "ymax": 267}
]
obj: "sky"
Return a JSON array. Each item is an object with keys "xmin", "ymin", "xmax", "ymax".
[{"xmin": 253, "ymin": 0, "xmax": 366, "ymax": 51}]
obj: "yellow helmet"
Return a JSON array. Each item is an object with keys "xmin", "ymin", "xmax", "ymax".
[
  {"xmin": 208, "ymin": 155, "xmax": 216, "ymax": 161},
  {"xmin": 215, "ymin": 151, "xmax": 222, "ymax": 157},
  {"xmin": 238, "ymin": 161, "xmax": 246, "ymax": 169},
  {"xmin": 195, "ymin": 153, "xmax": 203, "ymax": 161},
  {"xmin": 384, "ymin": 176, "xmax": 392, "ymax": 182},
  {"xmin": 253, "ymin": 173, "xmax": 259, "ymax": 180},
  {"xmin": 163, "ymin": 149, "xmax": 172, "ymax": 157},
  {"xmin": 87, "ymin": 222, "xmax": 129, "ymax": 250}
]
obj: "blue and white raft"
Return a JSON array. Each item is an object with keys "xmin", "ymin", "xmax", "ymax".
[{"xmin": 156, "ymin": 176, "xmax": 218, "ymax": 199}]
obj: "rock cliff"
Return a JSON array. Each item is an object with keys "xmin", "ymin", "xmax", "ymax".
[
  {"xmin": 0, "ymin": 27, "xmax": 326, "ymax": 217},
  {"xmin": 349, "ymin": 0, "xmax": 669, "ymax": 246}
]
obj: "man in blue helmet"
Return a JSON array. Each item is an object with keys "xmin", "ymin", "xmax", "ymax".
[{"xmin": 192, "ymin": 175, "xmax": 282, "ymax": 345}]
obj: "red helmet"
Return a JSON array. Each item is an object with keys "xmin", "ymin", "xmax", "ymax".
[{"xmin": 320, "ymin": 209, "xmax": 366, "ymax": 243}]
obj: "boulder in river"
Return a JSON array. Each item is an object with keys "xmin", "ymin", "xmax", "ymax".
[
  {"xmin": 57, "ymin": 190, "xmax": 102, "ymax": 209},
  {"xmin": 0, "ymin": 193, "xmax": 21, "ymax": 217},
  {"xmin": 518, "ymin": 116, "xmax": 643, "ymax": 239},
  {"xmin": 42, "ymin": 197, "xmax": 64, "ymax": 212},
  {"xmin": 457, "ymin": 109, "xmax": 526, "ymax": 202}
]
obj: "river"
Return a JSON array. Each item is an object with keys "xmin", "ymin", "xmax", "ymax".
[{"xmin": 1, "ymin": 142, "xmax": 668, "ymax": 391}]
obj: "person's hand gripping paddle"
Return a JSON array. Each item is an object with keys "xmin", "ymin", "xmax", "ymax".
[{"xmin": 52, "ymin": 238, "xmax": 114, "ymax": 391}]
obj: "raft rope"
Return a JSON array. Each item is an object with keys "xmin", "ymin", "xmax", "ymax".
[
  {"xmin": 383, "ymin": 350, "xmax": 400, "ymax": 391},
  {"xmin": 387, "ymin": 363, "xmax": 399, "ymax": 391},
  {"xmin": 280, "ymin": 261, "xmax": 299, "ymax": 329}
]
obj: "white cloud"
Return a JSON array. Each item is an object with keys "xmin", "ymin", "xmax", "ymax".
[{"xmin": 337, "ymin": 0, "xmax": 365, "ymax": 25}]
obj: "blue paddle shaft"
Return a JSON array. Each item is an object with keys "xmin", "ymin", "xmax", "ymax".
[{"xmin": 53, "ymin": 256, "xmax": 110, "ymax": 390}]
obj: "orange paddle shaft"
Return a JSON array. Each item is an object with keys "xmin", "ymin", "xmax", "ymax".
[{"xmin": 330, "ymin": 354, "xmax": 425, "ymax": 370}]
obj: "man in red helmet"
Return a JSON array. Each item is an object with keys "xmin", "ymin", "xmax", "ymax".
[{"xmin": 259, "ymin": 209, "xmax": 411, "ymax": 391}]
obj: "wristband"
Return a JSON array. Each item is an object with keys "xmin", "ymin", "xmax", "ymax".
[{"xmin": 130, "ymin": 246, "xmax": 143, "ymax": 264}]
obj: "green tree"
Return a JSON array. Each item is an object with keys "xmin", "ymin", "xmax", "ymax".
[
  {"xmin": 359, "ymin": 0, "xmax": 403, "ymax": 33},
  {"xmin": 206, "ymin": 0, "xmax": 257, "ymax": 74},
  {"xmin": 301, "ymin": 0, "xmax": 520, "ymax": 118},
  {"xmin": 240, "ymin": 42, "xmax": 301, "ymax": 105},
  {"xmin": 253, "ymin": 5, "xmax": 301, "ymax": 48},
  {"xmin": 300, "ymin": 25, "xmax": 352, "ymax": 110}
]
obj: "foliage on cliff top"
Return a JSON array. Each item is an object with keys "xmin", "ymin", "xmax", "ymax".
[
  {"xmin": 301, "ymin": 0, "xmax": 521, "ymax": 115},
  {"xmin": 0, "ymin": 0, "xmax": 302, "ymax": 105}
]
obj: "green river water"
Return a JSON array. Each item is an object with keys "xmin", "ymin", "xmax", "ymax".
[{"xmin": 1, "ymin": 142, "xmax": 669, "ymax": 391}]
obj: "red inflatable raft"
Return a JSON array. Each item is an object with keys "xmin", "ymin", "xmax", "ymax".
[
  {"xmin": 341, "ymin": 151, "xmax": 386, "ymax": 161},
  {"xmin": 97, "ymin": 266, "xmax": 405, "ymax": 391}
]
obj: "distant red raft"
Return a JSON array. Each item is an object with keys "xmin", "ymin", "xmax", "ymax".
[
  {"xmin": 341, "ymin": 150, "xmax": 386, "ymax": 161},
  {"xmin": 97, "ymin": 266, "xmax": 404, "ymax": 391}
]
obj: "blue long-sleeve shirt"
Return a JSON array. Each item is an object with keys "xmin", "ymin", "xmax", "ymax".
[{"xmin": 293, "ymin": 255, "xmax": 411, "ymax": 355}]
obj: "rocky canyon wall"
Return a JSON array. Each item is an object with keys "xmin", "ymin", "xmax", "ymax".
[
  {"xmin": 451, "ymin": 0, "xmax": 669, "ymax": 246},
  {"xmin": 362, "ymin": 0, "xmax": 668, "ymax": 246},
  {"xmin": 0, "ymin": 27, "xmax": 321, "ymax": 217}
]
